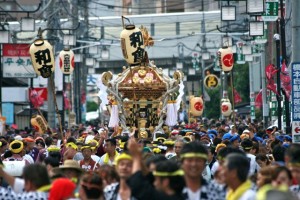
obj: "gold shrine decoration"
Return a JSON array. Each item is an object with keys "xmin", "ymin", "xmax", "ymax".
[
  {"xmin": 189, "ymin": 96, "xmax": 204, "ymax": 117},
  {"xmin": 31, "ymin": 114, "xmax": 48, "ymax": 134},
  {"xmin": 59, "ymin": 48, "xmax": 75, "ymax": 74},
  {"xmin": 120, "ymin": 24, "xmax": 145, "ymax": 65},
  {"xmin": 29, "ymin": 37, "xmax": 55, "ymax": 78},
  {"xmin": 221, "ymin": 99, "xmax": 232, "ymax": 117},
  {"xmin": 217, "ymin": 46, "xmax": 234, "ymax": 73}
]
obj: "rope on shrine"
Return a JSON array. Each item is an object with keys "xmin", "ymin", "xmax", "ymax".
[
  {"xmin": 154, "ymin": 84, "xmax": 180, "ymax": 133},
  {"xmin": 106, "ymin": 85, "xmax": 128, "ymax": 132}
]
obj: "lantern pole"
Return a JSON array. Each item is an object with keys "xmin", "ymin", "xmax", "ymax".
[{"xmin": 230, "ymin": 69, "xmax": 235, "ymax": 125}]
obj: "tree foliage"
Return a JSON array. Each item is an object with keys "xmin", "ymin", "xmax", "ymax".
[
  {"xmin": 203, "ymin": 63, "xmax": 250, "ymax": 119},
  {"xmin": 87, "ymin": 101, "xmax": 98, "ymax": 112}
]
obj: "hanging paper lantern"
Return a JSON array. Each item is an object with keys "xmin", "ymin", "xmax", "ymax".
[
  {"xmin": 189, "ymin": 96, "xmax": 204, "ymax": 117},
  {"xmin": 31, "ymin": 115, "xmax": 48, "ymax": 134},
  {"xmin": 221, "ymin": 99, "xmax": 232, "ymax": 117},
  {"xmin": 59, "ymin": 48, "xmax": 75, "ymax": 74},
  {"xmin": 218, "ymin": 47, "xmax": 234, "ymax": 72},
  {"xmin": 29, "ymin": 38, "xmax": 55, "ymax": 78},
  {"xmin": 120, "ymin": 24, "xmax": 145, "ymax": 65}
]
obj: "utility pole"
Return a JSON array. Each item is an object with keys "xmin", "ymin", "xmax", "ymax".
[
  {"xmin": 279, "ymin": 0, "xmax": 291, "ymax": 134},
  {"xmin": 71, "ymin": 0, "xmax": 79, "ymax": 125},
  {"xmin": 201, "ymin": 0, "xmax": 206, "ymax": 108},
  {"xmin": 292, "ymin": 0, "xmax": 300, "ymax": 64},
  {"xmin": 80, "ymin": 1, "xmax": 89, "ymax": 123},
  {"xmin": 261, "ymin": 44, "xmax": 269, "ymax": 128},
  {"xmin": 274, "ymin": 25, "xmax": 282, "ymax": 130},
  {"xmin": 46, "ymin": 0, "xmax": 56, "ymax": 129}
]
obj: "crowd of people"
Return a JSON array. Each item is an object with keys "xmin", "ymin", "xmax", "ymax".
[{"xmin": 0, "ymin": 118, "xmax": 298, "ymax": 200}]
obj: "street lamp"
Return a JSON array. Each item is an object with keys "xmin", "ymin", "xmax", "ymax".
[
  {"xmin": 222, "ymin": 36, "xmax": 233, "ymax": 47},
  {"xmin": 0, "ymin": 30, "xmax": 9, "ymax": 43},
  {"xmin": 63, "ymin": 34, "xmax": 77, "ymax": 46},
  {"xmin": 221, "ymin": 6, "xmax": 236, "ymax": 21},
  {"xmin": 246, "ymin": 0, "xmax": 265, "ymax": 14},
  {"xmin": 249, "ymin": 21, "xmax": 264, "ymax": 36},
  {"xmin": 101, "ymin": 46, "xmax": 110, "ymax": 60},
  {"xmin": 86, "ymin": 57, "xmax": 95, "ymax": 66},
  {"xmin": 21, "ymin": 17, "xmax": 35, "ymax": 32}
]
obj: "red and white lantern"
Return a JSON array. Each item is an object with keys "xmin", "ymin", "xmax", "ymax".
[
  {"xmin": 218, "ymin": 47, "xmax": 234, "ymax": 72},
  {"xmin": 29, "ymin": 38, "xmax": 55, "ymax": 78},
  {"xmin": 120, "ymin": 24, "xmax": 145, "ymax": 65},
  {"xmin": 59, "ymin": 48, "xmax": 75, "ymax": 74},
  {"xmin": 221, "ymin": 99, "xmax": 232, "ymax": 117},
  {"xmin": 189, "ymin": 96, "xmax": 204, "ymax": 117}
]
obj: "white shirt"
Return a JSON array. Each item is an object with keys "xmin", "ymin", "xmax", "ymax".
[
  {"xmin": 91, "ymin": 154, "xmax": 101, "ymax": 163},
  {"xmin": 238, "ymin": 189, "xmax": 256, "ymax": 200},
  {"xmin": 211, "ymin": 161, "xmax": 219, "ymax": 176},
  {"xmin": 246, "ymin": 153, "xmax": 259, "ymax": 177},
  {"xmin": 23, "ymin": 154, "xmax": 34, "ymax": 164},
  {"xmin": 99, "ymin": 153, "xmax": 119, "ymax": 166},
  {"xmin": 187, "ymin": 188, "xmax": 201, "ymax": 200}
]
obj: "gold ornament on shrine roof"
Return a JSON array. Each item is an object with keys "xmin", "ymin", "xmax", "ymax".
[{"xmin": 140, "ymin": 25, "xmax": 154, "ymax": 47}]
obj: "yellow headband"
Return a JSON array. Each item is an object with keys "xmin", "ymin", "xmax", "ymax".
[
  {"xmin": 243, "ymin": 146, "xmax": 253, "ymax": 150},
  {"xmin": 288, "ymin": 162, "xmax": 300, "ymax": 167},
  {"xmin": 153, "ymin": 148, "xmax": 161, "ymax": 154},
  {"xmin": 181, "ymin": 153, "xmax": 208, "ymax": 160},
  {"xmin": 119, "ymin": 142, "xmax": 125, "ymax": 149},
  {"xmin": 10, "ymin": 140, "xmax": 24, "ymax": 154},
  {"xmin": 153, "ymin": 169, "xmax": 184, "ymax": 177},
  {"xmin": 66, "ymin": 142, "xmax": 78, "ymax": 150},
  {"xmin": 156, "ymin": 137, "xmax": 166, "ymax": 142},
  {"xmin": 47, "ymin": 145, "xmax": 60, "ymax": 152},
  {"xmin": 114, "ymin": 153, "xmax": 132, "ymax": 165},
  {"xmin": 87, "ymin": 139, "xmax": 99, "ymax": 147},
  {"xmin": 163, "ymin": 140, "xmax": 175, "ymax": 146},
  {"xmin": 215, "ymin": 143, "xmax": 226, "ymax": 152},
  {"xmin": 81, "ymin": 145, "xmax": 92, "ymax": 151}
]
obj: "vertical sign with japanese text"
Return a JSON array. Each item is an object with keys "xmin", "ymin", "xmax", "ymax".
[
  {"xmin": 3, "ymin": 44, "xmax": 36, "ymax": 78},
  {"xmin": 292, "ymin": 63, "xmax": 300, "ymax": 142}
]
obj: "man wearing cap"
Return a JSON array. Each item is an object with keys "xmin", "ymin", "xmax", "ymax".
[
  {"xmin": 99, "ymin": 138, "xmax": 119, "ymax": 166},
  {"xmin": 53, "ymin": 159, "xmax": 83, "ymax": 185},
  {"xmin": 104, "ymin": 152, "xmax": 137, "ymax": 200},
  {"xmin": 4, "ymin": 140, "xmax": 31, "ymax": 165},
  {"xmin": 79, "ymin": 144, "xmax": 100, "ymax": 171},
  {"xmin": 180, "ymin": 141, "xmax": 226, "ymax": 200}
]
